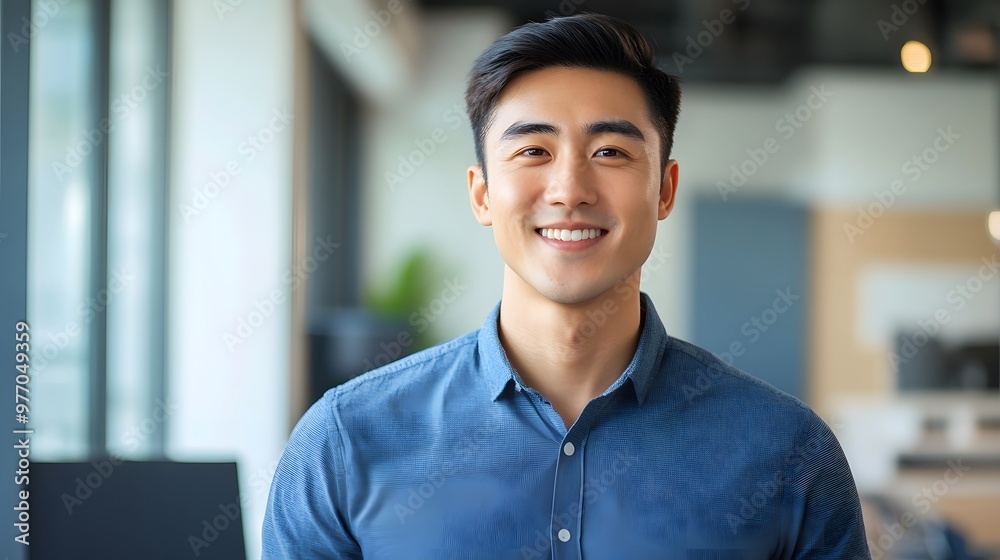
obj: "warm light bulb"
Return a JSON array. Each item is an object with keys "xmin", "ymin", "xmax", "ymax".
[
  {"xmin": 989, "ymin": 211, "xmax": 1000, "ymax": 242},
  {"xmin": 901, "ymin": 41, "xmax": 932, "ymax": 73}
]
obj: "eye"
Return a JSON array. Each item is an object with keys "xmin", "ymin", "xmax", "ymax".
[
  {"xmin": 595, "ymin": 148, "xmax": 621, "ymax": 157},
  {"xmin": 520, "ymin": 148, "xmax": 547, "ymax": 157}
]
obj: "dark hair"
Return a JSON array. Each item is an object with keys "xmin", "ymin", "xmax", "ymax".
[{"xmin": 465, "ymin": 13, "xmax": 682, "ymax": 178}]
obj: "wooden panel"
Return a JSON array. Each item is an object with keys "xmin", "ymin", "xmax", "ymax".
[
  {"xmin": 808, "ymin": 210, "xmax": 998, "ymax": 417},
  {"xmin": 935, "ymin": 495, "xmax": 1000, "ymax": 549}
]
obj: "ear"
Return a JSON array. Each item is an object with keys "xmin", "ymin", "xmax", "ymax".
[
  {"xmin": 468, "ymin": 164, "xmax": 492, "ymax": 226},
  {"xmin": 658, "ymin": 159, "xmax": 679, "ymax": 220}
]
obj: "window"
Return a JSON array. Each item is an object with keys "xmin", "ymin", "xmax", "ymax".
[{"xmin": 27, "ymin": 0, "xmax": 169, "ymax": 460}]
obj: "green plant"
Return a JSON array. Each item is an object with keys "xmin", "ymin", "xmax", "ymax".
[{"xmin": 363, "ymin": 247, "xmax": 440, "ymax": 349}]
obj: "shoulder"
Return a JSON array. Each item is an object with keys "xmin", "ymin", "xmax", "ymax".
[
  {"xmin": 663, "ymin": 336, "xmax": 815, "ymax": 419},
  {"xmin": 658, "ymin": 337, "xmax": 858, "ymax": 485},
  {"xmin": 280, "ymin": 329, "xmax": 483, "ymax": 467},
  {"xmin": 654, "ymin": 337, "xmax": 840, "ymax": 463}
]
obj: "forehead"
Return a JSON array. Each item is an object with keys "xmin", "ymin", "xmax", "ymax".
[{"xmin": 488, "ymin": 67, "xmax": 654, "ymax": 140}]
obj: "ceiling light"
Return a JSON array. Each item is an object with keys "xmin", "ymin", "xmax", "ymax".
[
  {"xmin": 901, "ymin": 41, "xmax": 932, "ymax": 73},
  {"xmin": 989, "ymin": 211, "xmax": 1000, "ymax": 242}
]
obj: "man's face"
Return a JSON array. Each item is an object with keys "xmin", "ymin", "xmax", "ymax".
[{"xmin": 468, "ymin": 66, "xmax": 678, "ymax": 305}]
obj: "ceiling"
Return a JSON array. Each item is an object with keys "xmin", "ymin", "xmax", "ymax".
[{"xmin": 419, "ymin": 0, "xmax": 999, "ymax": 82}]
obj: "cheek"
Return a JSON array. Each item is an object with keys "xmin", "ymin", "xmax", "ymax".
[
  {"xmin": 616, "ymin": 193, "xmax": 661, "ymax": 252},
  {"xmin": 487, "ymin": 195, "xmax": 529, "ymax": 247},
  {"xmin": 622, "ymin": 189, "xmax": 661, "ymax": 224},
  {"xmin": 489, "ymin": 185, "xmax": 535, "ymax": 224}
]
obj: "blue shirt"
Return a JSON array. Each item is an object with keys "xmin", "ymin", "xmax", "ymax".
[{"xmin": 262, "ymin": 293, "xmax": 870, "ymax": 559}]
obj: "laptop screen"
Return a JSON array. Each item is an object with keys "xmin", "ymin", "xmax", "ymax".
[{"xmin": 30, "ymin": 460, "xmax": 246, "ymax": 560}]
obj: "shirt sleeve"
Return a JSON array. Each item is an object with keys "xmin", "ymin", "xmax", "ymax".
[
  {"xmin": 780, "ymin": 409, "xmax": 871, "ymax": 560},
  {"xmin": 261, "ymin": 391, "xmax": 363, "ymax": 559}
]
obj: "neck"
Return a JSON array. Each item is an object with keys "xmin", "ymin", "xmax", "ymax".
[{"xmin": 497, "ymin": 267, "xmax": 643, "ymax": 428}]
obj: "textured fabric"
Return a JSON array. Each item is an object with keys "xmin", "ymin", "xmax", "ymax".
[{"xmin": 262, "ymin": 293, "xmax": 871, "ymax": 559}]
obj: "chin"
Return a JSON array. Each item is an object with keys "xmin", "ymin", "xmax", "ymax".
[{"xmin": 531, "ymin": 278, "xmax": 619, "ymax": 306}]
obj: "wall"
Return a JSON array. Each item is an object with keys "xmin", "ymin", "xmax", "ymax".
[
  {"xmin": 691, "ymin": 197, "xmax": 810, "ymax": 399},
  {"xmin": 361, "ymin": 10, "xmax": 511, "ymax": 342},
  {"xmin": 676, "ymin": 69, "xmax": 998, "ymax": 209},
  {"xmin": 810, "ymin": 210, "xmax": 999, "ymax": 417},
  {"xmin": 804, "ymin": 69, "xmax": 997, "ymax": 209},
  {"xmin": 672, "ymin": 69, "xmax": 998, "ymax": 404},
  {"xmin": 168, "ymin": 2, "xmax": 295, "ymax": 557}
]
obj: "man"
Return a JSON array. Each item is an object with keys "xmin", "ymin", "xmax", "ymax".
[{"xmin": 263, "ymin": 14, "xmax": 870, "ymax": 559}]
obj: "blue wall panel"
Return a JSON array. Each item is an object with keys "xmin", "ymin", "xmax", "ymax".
[{"xmin": 691, "ymin": 195, "xmax": 809, "ymax": 399}]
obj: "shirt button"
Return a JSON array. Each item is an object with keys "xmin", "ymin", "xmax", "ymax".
[
  {"xmin": 558, "ymin": 529, "xmax": 571, "ymax": 542},
  {"xmin": 563, "ymin": 442, "xmax": 575, "ymax": 456}
]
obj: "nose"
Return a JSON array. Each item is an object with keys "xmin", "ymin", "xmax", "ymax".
[{"xmin": 542, "ymin": 153, "xmax": 598, "ymax": 208}]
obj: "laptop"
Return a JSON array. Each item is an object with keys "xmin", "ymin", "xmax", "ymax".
[{"xmin": 29, "ymin": 460, "xmax": 246, "ymax": 560}]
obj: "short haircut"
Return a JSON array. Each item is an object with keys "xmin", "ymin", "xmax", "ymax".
[{"xmin": 465, "ymin": 13, "xmax": 682, "ymax": 179}]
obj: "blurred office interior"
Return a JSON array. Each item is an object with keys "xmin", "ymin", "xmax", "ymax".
[{"xmin": 3, "ymin": 0, "xmax": 1000, "ymax": 557}]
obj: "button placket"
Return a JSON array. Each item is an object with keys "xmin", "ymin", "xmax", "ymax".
[{"xmin": 551, "ymin": 424, "xmax": 590, "ymax": 560}]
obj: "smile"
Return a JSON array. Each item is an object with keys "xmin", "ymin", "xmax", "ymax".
[{"xmin": 535, "ymin": 228, "xmax": 606, "ymax": 242}]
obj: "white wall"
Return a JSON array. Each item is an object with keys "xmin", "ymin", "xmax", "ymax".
[
  {"xmin": 361, "ymin": 10, "xmax": 511, "ymax": 341},
  {"xmin": 168, "ymin": 2, "xmax": 294, "ymax": 558},
  {"xmin": 672, "ymin": 84, "xmax": 808, "ymax": 201},
  {"xmin": 805, "ymin": 69, "xmax": 997, "ymax": 209},
  {"xmin": 676, "ymin": 69, "xmax": 998, "ymax": 210}
]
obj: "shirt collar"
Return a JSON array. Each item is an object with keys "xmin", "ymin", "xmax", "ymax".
[{"xmin": 477, "ymin": 291, "xmax": 667, "ymax": 405}]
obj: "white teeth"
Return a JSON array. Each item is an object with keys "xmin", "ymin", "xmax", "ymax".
[{"xmin": 539, "ymin": 228, "xmax": 604, "ymax": 241}]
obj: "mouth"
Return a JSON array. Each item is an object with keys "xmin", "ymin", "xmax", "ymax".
[{"xmin": 535, "ymin": 227, "xmax": 607, "ymax": 242}]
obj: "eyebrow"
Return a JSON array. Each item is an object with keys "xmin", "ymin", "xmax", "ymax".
[
  {"xmin": 499, "ymin": 121, "xmax": 558, "ymax": 142},
  {"xmin": 498, "ymin": 119, "xmax": 646, "ymax": 143},
  {"xmin": 587, "ymin": 120, "xmax": 645, "ymax": 141}
]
